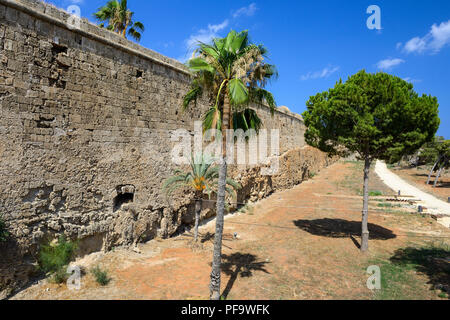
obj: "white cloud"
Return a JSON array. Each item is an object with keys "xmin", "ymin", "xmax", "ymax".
[
  {"xmin": 402, "ymin": 20, "xmax": 450, "ymax": 54},
  {"xmin": 178, "ymin": 20, "xmax": 229, "ymax": 62},
  {"xmin": 404, "ymin": 37, "xmax": 428, "ymax": 54},
  {"xmin": 233, "ymin": 3, "xmax": 257, "ymax": 18},
  {"xmin": 300, "ymin": 66, "xmax": 340, "ymax": 81},
  {"xmin": 177, "ymin": 3, "xmax": 260, "ymax": 62},
  {"xmin": 402, "ymin": 77, "xmax": 421, "ymax": 84},
  {"xmin": 376, "ymin": 58, "xmax": 405, "ymax": 70}
]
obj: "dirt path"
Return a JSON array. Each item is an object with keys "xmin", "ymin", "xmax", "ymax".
[
  {"xmin": 390, "ymin": 165, "xmax": 449, "ymax": 202},
  {"xmin": 11, "ymin": 161, "xmax": 450, "ymax": 300},
  {"xmin": 375, "ymin": 161, "xmax": 450, "ymax": 219}
]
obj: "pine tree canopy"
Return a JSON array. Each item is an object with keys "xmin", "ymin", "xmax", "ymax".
[{"xmin": 302, "ymin": 70, "xmax": 440, "ymax": 163}]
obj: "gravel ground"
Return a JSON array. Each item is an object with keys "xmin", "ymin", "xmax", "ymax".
[{"xmin": 375, "ymin": 161, "xmax": 450, "ymax": 226}]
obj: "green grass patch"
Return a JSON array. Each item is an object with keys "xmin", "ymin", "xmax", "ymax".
[
  {"xmin": 377, "ymin": 202, "xmax": 402, "ymax": 208},
  {"xmin": 38, "ymin": 235, "xmax": 78, "ymax": 283},
  {"xmin": 378, "ymin": 202, "xmax": 393, "ymax": 208},
  {"xmin": 370, "ymin": 243, "xmax": 450, "ymax": 300},
  {"xmin": 439, "ymin": 292, "xmax": 449, "ymax": 299},
  {"xmin": 92, "ymin": 266, "xmax": 111, "ymax": 286},
  {"xmin": 369, "ymin": 191, "xmax": 383, "ymax": 196}
]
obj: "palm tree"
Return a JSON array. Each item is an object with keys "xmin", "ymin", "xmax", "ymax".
[
  {"xmin": 163, "ymin": 154, "xmax": 241, "ymax": 243},
  {"xmin": 182, "ymin": 30, "xmax": 277, "ymax": 300},
  {"xmin": 94, "ymin": 0, "xmax": 145, "ymax": 42}
]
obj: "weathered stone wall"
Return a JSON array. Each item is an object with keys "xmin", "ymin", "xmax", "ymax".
[{"xmin": 0, "ymin": 0, "xmax": 323, "ymax": 297}]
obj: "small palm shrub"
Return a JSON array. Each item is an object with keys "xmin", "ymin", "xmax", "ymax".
[
  {"xmin": 38, "ymin": 235, "xmax": 77, "ymax": 283},
  {"xmin": 163, "ymin": 154, "xmax": 241, "ymax": 242},
  {"xmin": 92, "ymin": 266, "xmax": 111, "ymax": 286}
]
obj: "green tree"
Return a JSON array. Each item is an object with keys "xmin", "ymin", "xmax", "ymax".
[
  {"xmin": 182, "ymin": 30, "xmax": 277, "ymax": 299},
  {"xmin": 415, "ymin": 136, "xmax": 446, "ymax": 166},
  {"xmin": 163, "ymin": 154, "xmax": 241, "ymax": 243},
  {"xmin": 94, "ymin": 0, "xmax": 145, "ymax": 42},
  {"xmin": 302, "ymin": 70, "xmax": 440, "ymax": 252},
  {"xmin": 426, "ymin": 139, "xmax": 450, "ymax": 187}
]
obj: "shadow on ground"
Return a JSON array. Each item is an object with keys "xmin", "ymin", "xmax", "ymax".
[
  {"xmin": 390, "ymin": 246, "xmax": 450, "ymax": 294},
  {"xmin": 293, "ymin": 218, "xmax": 397, "ymax": 241},
  {"xmin": 410, "ymin": 174, "xmax": 449, "ymax": 188},
  {"xmin": 220, "ymin": 253, "xmax": 270, "ymax": 299},
  {"xmin": 436, "ymin": 182, "xmax": 450, "ymax": 188}
]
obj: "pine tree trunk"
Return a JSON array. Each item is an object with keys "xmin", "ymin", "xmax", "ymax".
[
  {"xmin": 209, "ymin": 91, "xmax": 230, "ymax": 300},
  {"xmin": 361, "ymin": 157, "xmax": 371, "ymax": 252},
  {"xmin": 433, "ymin": 163, "xmax": 444, "ymax": 188},
  {"xmin": 194, "ymin": 195, "xmax": 201, "ymax": 243},
  {"xmin": 427, "ymin": 156, "xmax": 441, "ymax": 185}
]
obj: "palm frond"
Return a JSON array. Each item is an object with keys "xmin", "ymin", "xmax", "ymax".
[
  {"xmin": 132, "ymin": 21, "xmax": 145, "ymax": 32},
  {"xmin": 183, "ymin": 85, "xmax": 202, "ymax": 111},
  {"xmin": 249, "ymin": 88, "xmax": 276, "ymax": 115},
  {"xmin": 94, "ymin": 0, "xmax": 144, "ymax": 42},
  {"xmin": 233, "ymin": 108, "xmax": 263, "ymax": 133},
  {"xmin": 203, "ymin": 107, "xmax": 222, "ymax": 133}
]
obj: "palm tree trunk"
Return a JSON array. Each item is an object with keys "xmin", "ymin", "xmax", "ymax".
[
  {"xmin": 121, "ymin": 18, "xmax": 130, "ymax": 38},
  {"xmin": 194, "ymin": 194, "xmax": 202, "ymax": 243},
  {"xmin": 361, "ymin": 157, "xmax": 371, "ymax": 252},
  {"xmin": 427, "ymin": 156, "xmax": 441, "ymax": 185},
  {"xmin": 210, "ymin": 91, "xmax": 230, "ymax": 300}
]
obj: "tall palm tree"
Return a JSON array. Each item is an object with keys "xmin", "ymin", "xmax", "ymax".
[
  {"xmin": 163, "ymin": 154, "xmax": 241, "ymax": 243},
  {"xmin": 94, "ymin": 0, "xmax": 145, "ymax": 42},
  {"xmin": 182, "ymin": 30, "xmax": 277, "ymax": 300}
]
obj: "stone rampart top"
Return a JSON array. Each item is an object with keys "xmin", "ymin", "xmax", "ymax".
[{"xmin": 1, "ymin": 0, "xmax": 304, "ymax": 122}]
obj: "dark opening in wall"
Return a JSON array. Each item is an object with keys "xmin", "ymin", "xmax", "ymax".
[
  {"xmin": 35, "ymin": 115, "xmax": 55, "ymax": 128},
  {"xmin": 114, "ymin": 193, "xmax": 134, "ymax": 211},
  {"xmin": 74, "ymin": 35, "xmax": 83, "ymax": 46},
  {"xmin": 113, "ymin": 185, "xmax": 135, "ymax": 212},
  {"xmin": 51, "ymin": 43, "xmax": 68, "ymax": 56},
  {"xmin": 136, "ymin": 70, "xmax": 143, "ymax": 78},
  {"xmin": 48, "ymin": 78, "xmax": 66, "ymax": 89}
]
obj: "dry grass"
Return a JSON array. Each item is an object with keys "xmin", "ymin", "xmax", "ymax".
[{"xmin": 11, "ymin": 161, "xmax": 450, "ymax": 300}]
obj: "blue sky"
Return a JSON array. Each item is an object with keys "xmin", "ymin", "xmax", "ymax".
[{"xmin": 49, "ymin": 0, "xmax": 449, "ymax": 138}]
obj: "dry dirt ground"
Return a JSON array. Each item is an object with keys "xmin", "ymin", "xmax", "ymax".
[
  {"xmin": 390, "ymin": 166, "xmax": 449, "ymax": 202},
  {"xmin": 11, "ymin": 161, "xmax": 450, "ymax": 300}
]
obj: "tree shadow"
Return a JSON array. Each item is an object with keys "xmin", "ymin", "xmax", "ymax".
[
  {"xmin": 350, "ymin": 235, "xmax": 361, "ymax": 249},
  {"xmin": 435, "ymin": 182, "xmax": 450, "ymax": 188},
  {"xmin": 201, "ymin": 232, "xmax": 214, "ymax": 243},
  {"xmin": 414, "ymin": 173, "xmax": 432, "ymax": 177},
  {"xmin": 293, "ymin": 218, "xmax": 396, "ymax": 243},
  {"xmin": 220, "ymin": 253, "xmax": 270, "ymax": 299},
  {"xmin": 0, "ymin": 237, "xmax": 38, "ymax": 299},
  {"xmin": 390, "ymin": 246, "xmax": 450, "ymax": 295}
]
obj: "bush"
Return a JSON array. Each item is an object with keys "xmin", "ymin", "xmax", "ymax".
[
  {"xmin": 38, "ymin": 235, "xmax": 77, "ymax": 283},
  {"xmin": 91, "ymin": 266, "xmax": 111, "ymax": 286},
  {"xmin": 0, "ymin": 215, "xmax": 9, "ymax": 242},
  {"xmin": 50, "ymin": 267, "xmax": 70, "ymax": 284}
]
